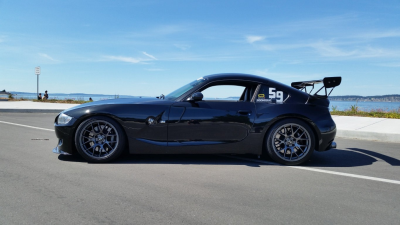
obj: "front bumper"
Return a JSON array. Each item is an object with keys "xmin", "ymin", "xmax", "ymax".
[
  {"xmin": 53, "ymin": 124, "xmax": 76, "ymax": 155},
  {"xmin": 53, "ymin": 139, "xmax": 71, "ymax": 155}
]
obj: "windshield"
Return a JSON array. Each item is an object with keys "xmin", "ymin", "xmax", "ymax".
[{"xmin": 165, "ymin": 77, "xmax": 207, "ymax": 100}]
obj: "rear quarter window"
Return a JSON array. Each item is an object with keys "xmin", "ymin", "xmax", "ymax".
[{"xmin": 256, "ymin": 85, "xmax": 289, "ymax": 104}]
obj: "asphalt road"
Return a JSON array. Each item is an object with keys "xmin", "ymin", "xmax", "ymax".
[{"xmin": 0, "ymin": 113, "xmax": 399, "ymax": 225}]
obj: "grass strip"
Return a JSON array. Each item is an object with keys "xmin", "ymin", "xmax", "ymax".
[
  {"xmin": 331, "ymin": 105, "xmax": 400, "ymax": 119},
  {"xmin": 10, "ymin": 98, "xmax": 90, "ymax": 104}
]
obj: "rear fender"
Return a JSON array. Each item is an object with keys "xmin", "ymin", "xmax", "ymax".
[{"xmin": 260, "ymin": 114, "xmax": 322, "ymax": 151}]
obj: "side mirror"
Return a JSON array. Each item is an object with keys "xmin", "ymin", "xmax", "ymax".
[{"xmin": 190, "ymin": 92, "xmax": 203, "ymax": 102}]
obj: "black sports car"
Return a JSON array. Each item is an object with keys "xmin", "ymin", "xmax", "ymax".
[{"xmin": 53, "ymin": 73, "xmax": 341, "ymax": 165}]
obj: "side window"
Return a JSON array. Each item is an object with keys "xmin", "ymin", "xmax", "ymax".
[
  {"xmin": 201, "ymin": 85, "xmax": 245, "ymax": 101},
  {"xmin": 256, "ymin": 85, "xmax": 289, "ymax": 104}
]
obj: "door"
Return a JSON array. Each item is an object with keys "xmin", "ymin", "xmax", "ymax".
[{"xmin": 167, "ymin": 83, "xmax": 256, "ymax": 146}]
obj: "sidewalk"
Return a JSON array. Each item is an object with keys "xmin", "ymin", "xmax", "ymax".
[
  {"xmin": 1, "ymin": 101, "xmax": 399, "ymax": 143},
  {"xmin": 332, "ymin": 115, "xmax": 400, "ymax": 143},
  {"xmin": 0, "ymin": 101, "xmax": 79, "ymax": 113}
]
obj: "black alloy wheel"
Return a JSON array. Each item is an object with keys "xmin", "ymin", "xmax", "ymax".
[
  {"xmin": 75, "ymin": 116, "xmax": 126, "ymax": 163},
  {"xmin": 265, "ymin": 118, "xmax": 315, "ymax": 165}
]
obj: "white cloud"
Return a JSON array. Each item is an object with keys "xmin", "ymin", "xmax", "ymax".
[
  {"xmin": 253, "ymin": 38, "xmax": 400, "ymax": 59},
  {"xmin": 153, "ymin": 25, "xmax": 185, "ymax": 35},
  {"xmin": 0, "ymin": 35, "xmax": 6, "ymax": 43},
  {"xmin": 142, "ymin": 52, "xmax": 157, "ymax": 60},
  {"xmin": 250, "ymin": 69, "xmax": 329, "ymax": 85},
  {"xmin": 145, "ymin": 68, "xmax": 165, "ymax": 71},
  {"xmin": 174, "ymin": 44, "xmax": 191, "ymax": 50},
  {"xmin": 246, "ymin": 35, "xmax": 265, "ymax": 44},
  {"xmin": 38, "ymin": 53, "xmax": 59, "ymax": 62},
  {"xmin": 309, "ymin": 41, "xmax": 400, "ymax": 58},
  {"xmin": 127, "ymin": 24, "xmax": 189, "ymax": 38},
  {"xmin": 278, "ymin": 14, "xmax": 358, "ymax": 31},
  {"xmin": 103, "ymin": 55, "xmax": 142, "ymax": 63},
  {"xmin": 377, "ymin": 62, "xmax": 400, "ymax": 67},
  {"xmin": 163, "ymin": 54, "xmax": 241, "ymax": 62},
  {"xmin": 352, "ymin": 30, "xmax": 400, "ymax": 40},
  {"xmin": 103, "ymin": 52, "xmax": 158, "ymax": 64},
  {"xmin": 310, "ymin": 41, "xmax": 357, "ymax": 57},
  {"xmin": 103, "ymin": 54, "xmax": 160, "ymax": 64},
  {"xmin": 252, "ymin": 69, "xmax": 304, "ymax": 79},
  {"xmin": 260, "ymin": 43, "xmax": 306, "ymax": 51}
]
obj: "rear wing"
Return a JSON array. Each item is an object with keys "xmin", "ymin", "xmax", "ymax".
[{"xmin": 291, "ymin": 77, "xmax": 341, "ymax": 99}]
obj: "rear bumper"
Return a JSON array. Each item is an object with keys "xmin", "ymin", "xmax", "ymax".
[{"xmin": 317, "ymin": 127, "xmax": 337, "ymax": 151}]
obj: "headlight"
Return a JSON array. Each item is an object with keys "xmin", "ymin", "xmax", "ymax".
[{"xmin": 57, "ymin": 113, "xmax": 73, "ymax": 125}]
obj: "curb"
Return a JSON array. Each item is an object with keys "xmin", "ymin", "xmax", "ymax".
[
  {"xmin": 336, "ymin": 130, "xmax": 400, "ymax": 143},
  {"xmin": 0, "ymin": 109, "xmax": 63, "ymax": 113}
]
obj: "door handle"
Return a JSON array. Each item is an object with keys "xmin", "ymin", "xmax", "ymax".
[{"xmin": 238, "ymin": 110, "xmax": 251, "ymax": 115}]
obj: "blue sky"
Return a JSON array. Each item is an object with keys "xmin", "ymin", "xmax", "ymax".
[{"xmin": 1, "ymin": 0, "xmax": 400, "ymax": 97}]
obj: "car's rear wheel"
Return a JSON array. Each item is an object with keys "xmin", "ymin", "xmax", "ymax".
[
  {"xmin": 265, "ymin": 119, "xmax": 315, "ymax": 165},
  {"xmin": 75, "ymin": 116, "xmax": 126, "ymax": 163}
]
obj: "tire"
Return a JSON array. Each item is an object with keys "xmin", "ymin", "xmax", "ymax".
[
  {"xmin": 264, "ymin": 118, "xmax": 315, "ymax": 166},
  {"xmin": 74, "ymin": 116, "xmax": 126, "ymax": 163}
]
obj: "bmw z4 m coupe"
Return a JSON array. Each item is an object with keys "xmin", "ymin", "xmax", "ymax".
[{"xmin": 53, "ymin": 73, "xmax": 341, "ymax": 165}]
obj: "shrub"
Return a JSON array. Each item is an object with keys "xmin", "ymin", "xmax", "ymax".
[{"xmin": 331, "ymin": 106, "xmax": 400, "ymax": 119}]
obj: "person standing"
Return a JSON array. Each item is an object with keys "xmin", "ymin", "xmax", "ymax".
[{"xmin": 43, "ymin": 90, "xmax": 49, "ymax": 100}]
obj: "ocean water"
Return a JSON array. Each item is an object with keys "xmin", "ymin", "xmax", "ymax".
[{"xmin": 329, "ymin": 101, "xmax": 400, "ymax": 112}]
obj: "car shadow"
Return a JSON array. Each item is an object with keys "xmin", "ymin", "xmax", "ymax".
[
  {"xmin": 58, "ymin": 147, "xmax": 400, "ymax": 167},
  {"xmin": 303, "ymin": 147, "xmax": 400, "ymax": 167},
  {"xmin": 58, "ymin": 154, "xmax": 269, "ymax": 167}
]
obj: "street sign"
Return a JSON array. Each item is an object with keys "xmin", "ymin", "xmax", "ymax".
[{"xmin": 35, "ymin": 66, "xmax": 40, "ymax": 75}]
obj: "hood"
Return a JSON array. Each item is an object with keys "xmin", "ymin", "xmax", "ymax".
[{"xmin": 62, "ymin": 97, "xmax": 163, "ymax": 113}]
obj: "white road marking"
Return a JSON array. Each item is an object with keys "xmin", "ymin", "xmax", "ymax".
[
  {"xmin": 0, "ymin": 121, "xmax": 54, "ymax": 132},
  {"xmin": 2, "ymin": 120, "xmax": 399, "ymax": 185},
  {"xmin": 223, "ymin": 155, "xmax": 400, "ymax": 185}
]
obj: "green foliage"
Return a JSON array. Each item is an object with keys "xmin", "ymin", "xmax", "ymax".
[
  {"xmin": 331, "ymin": 105, "xmax": 338, "ymax": 112},
  {"xmin": 331, "ymin": 107, "xmax": 400, "ymax": 119},
  {"xmin": 350, "ymin": 104, "xmax": 359, "ymax": 113},
  {"xmin": 8, "ymin": 93, "xmax": 14, "ymax": 99}
]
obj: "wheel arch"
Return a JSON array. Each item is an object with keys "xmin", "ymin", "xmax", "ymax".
[
  {"xmin": 261, "ymin": 114, "xmax": 322, "ymax": 153},
  {"xmin": 71, "ymin": 113, "xmax": 130, "ymax": 154}
]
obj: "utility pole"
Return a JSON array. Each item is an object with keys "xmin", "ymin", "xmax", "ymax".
[{"xmin": 35, "ymin": 66, "xmax": 40, "ymax": 99}]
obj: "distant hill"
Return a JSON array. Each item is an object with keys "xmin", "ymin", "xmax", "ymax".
[{"xmin": 329, "ymin": 95, "xmax": 400, "ymax": 102}]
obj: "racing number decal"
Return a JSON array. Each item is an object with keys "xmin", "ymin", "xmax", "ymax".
[
  {"xmin": 256, "ymin": 86, "xmax": 285, "ymax": 103},
  {"xmin": 269, "ymin": 88, "xmax": 283, "ymax": 103}
]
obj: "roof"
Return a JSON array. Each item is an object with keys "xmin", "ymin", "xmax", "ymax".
[{"xmin": 204, "ymin": 73, "xmax": 273, "ymax": 83}]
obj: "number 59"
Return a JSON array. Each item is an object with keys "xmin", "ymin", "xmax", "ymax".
[{"xmin": 269, "ymin": 88, "xmax": 283, "ymax": 103}]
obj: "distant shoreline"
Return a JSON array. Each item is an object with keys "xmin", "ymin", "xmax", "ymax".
[
  {"xmin": 329, "ymin": 94, "xmax": 400, "ymax": 102},
  {"xmin": 8, "ymin": 92, "xmax": 400, "ymax": 102}
]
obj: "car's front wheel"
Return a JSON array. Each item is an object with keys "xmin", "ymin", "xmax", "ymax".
[
  {"xmin": 265, "ymin": 119, "xmax": 315, "ymax": 165},
  {"xmin": 74, "ymin": 116, "xmax": 126, "ymax": 163}
]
